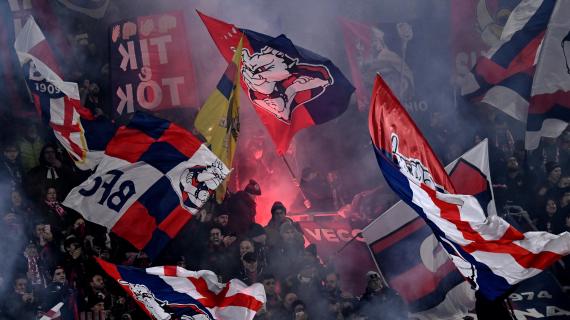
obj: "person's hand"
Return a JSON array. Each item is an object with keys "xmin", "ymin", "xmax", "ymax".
[
  {"xmin": 22, "ymin": 293, "xmax": 34, "ymax": 303},
  {"xmin": 223, "ymin": 236, "xmax": 236, "ymax": 247}
]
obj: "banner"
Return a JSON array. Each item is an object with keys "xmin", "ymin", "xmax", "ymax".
[
  {"xmin": 298, "ymin": 218, "xmax": 375, "ymax": 294},
  {"xmin": 110, "ymin": 11, "xmax": 198, "ymax": 115}
]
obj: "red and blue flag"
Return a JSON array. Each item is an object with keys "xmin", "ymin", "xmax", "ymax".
[
  {"xmin": 15, "ymin": 17, "xmax": 115, "ymax": 171},
  {"xmin": 198, "ymin": 12, "xmax": 354, "ymax": 155},
  {"xmin": 64, "ymin": 112, "xmax": 229, "ymax": 259},
  {"xmin": 97, "ymin": 258, "xmax": 265, "ymax": 320},
  {"xmin": 370, "ymin": 74, "xmax": 570, "ymax": 301}
]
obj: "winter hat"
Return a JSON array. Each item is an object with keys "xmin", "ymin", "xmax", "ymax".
[
  {"xmin": 245, "ymin": 179, "xmax": 261, "ymax": 195},
  {"xmin": 545, "ymin": 161, "xmax": 561, "ymax": 175},
  {"xmin": 271, "ymin": 201, "xmax": 286, "ymax": 215}
]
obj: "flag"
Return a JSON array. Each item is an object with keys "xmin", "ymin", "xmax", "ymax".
[
  {"xmin": 369, "ymin": 74, "xmax": 570, "ymax": 301},
  {"xmin": 339, "ymin": 17, "xmax": 414, "ymax": 111},
  {"xmin": 461, "ymin": 0, "xmax": 554, "ymax": 123},
  {"xmin": 526, "ymin": 0, "xmax": 570, "ymax": 149},
  {"xmin": 63, "ymin": 112, "xmax": 230, "ymax": 259},
  {"xmin": 460, "ymin": 0, "xmax": 569, "ymax": 149},
  {"xmin": 195, "ymin": 37, "xmax": 243, "ymax": 202},
  {"xmin": 198, "ymin": 12, "xmax": 354, "ymax": 155},
  {"xmin": 362, "ymin": 141, "xmax": 494, "ymax": 318},
  {"xmin": 14, "ymin": 17, "xmax": 115, "ymax": 171},
  {"xmin": 96, "ymin": 258, "xmax": 265, "ymax": 320},
  {"xmin": 39, "ymin": 302, "xmax": 63, "ymax": 320}
]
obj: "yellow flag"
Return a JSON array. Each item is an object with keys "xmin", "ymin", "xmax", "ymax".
[{"xmin": 195, "ymin": 37, "xmax": 243, "ymax": 202}]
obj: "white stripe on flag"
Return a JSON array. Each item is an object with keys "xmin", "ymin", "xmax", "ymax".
[{"xmin": 481, "ymin": 85, "xmax": 529, "ymax": 122}]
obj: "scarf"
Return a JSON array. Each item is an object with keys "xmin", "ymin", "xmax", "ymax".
[{"xmin": 45, "ymin": 200, "xmax": 66, "ymax": 218}]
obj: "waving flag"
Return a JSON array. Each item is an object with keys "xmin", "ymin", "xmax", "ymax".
[
  {"xmin": 362, "ymin": 141, "xmax": 495, "ymax": 319},
  {"xmin": 14, "ymin": 17, "xmax": 115, "ymax": 170},
  {"xmin": 526, "ymin": 0, "xmax": 570, "ymax": 149},
  {"xmin": 39, "ymin": 302, "xmax": 63, "ymax": 320},
  {"xmin": 97, "ymin": 258, "xmax": 265, "ymax": 320},
  {"xmin": 64, "ymin": 112, "xmax": 229, "ymax": 259},
  {"xmin": 370, "ymin": 74, "xmax": 570, "ymax": 300},
  {"xmin": 195, "ymin": 37, "xmax": 243, "ymax": 202},
  {"xmin": 198, "ymin": 12, "xmax": 354, "ymax": 155},
  {"xmin": 461, "ymin": 0, "xmax": 569, "ymax": 149},
  {"xmin": 461, "ymin": 0, "xmax": 554, "ymax": 122}
]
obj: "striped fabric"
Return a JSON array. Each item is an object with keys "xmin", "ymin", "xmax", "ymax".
[
  {"xmin": 370, "ymin": 74, "xmax": 570, "ymax": 300},
  {"xmin": 64, "ymin": 112, "xmax": 229, "ymax": 259},
  {"xmin": 40, "ymin": 302, "xmax": 63, "ymax": 320},
  {"xmin": 14, "ymin": 17, "xmax": 115, "ymax": 170},
  {"xmin": 461, "ymin": 0, "xmax": 554, "ymax": 123},
  {"xmin": 97, "ymin": 258, "xmax": 265, "ymax": 320},
  {"xmin": 526, "ymin": 0, "xmax": 570, "ymax": 149}
]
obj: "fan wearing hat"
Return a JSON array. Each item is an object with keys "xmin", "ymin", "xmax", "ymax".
[
  {"xmin": 358, "ymin": 271, "xmax": 408, "ymax": 320},
  {"xmin": 226, "ymin": 180, "xmax": 261, "ymax": 236},
  {"xmin": 265, "ymin": 201, "xmax": 291, "ymax": 248},
  {"xmin": 537, "ymin": 161, "xmax": 562, "ymax": 198},
  {"xmin": 238, "ymin": 251, "xmax": 263, "ymax": 285}
]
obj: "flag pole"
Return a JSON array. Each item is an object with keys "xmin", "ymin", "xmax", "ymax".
[{"xmin": 281, "ymin": 155, "xmax": 312, "ymax": 209}]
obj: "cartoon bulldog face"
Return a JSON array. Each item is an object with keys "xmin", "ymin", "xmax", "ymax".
[
  {"xmin": 179, "ymin": 160, "xmax": 226, "ymax": 210},
  {"xmin": 240, "ymin": 46, "xmax": 332, "ymax": 123},
  {"xmin": 242, "ymin": 46, "xmax": 293, "ymax": 95}
]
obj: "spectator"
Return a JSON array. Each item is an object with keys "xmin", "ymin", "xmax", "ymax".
[
  {"xmin": 4, "ymin": 275, "xmax": 39, "ymax": 319},
  {"xmin": 42, "ymin": 266, "xmax": 78, "ymax": 320},
  {"xmin": 536, "ymin": 198, "xmax": 563, "ymax": 233},
  {"xmin": 17, "ymin": 123, "xmax": 44, "ymax": 173},
  {"xmin": 266, "ymin": 201, "xmax": 299, "ymax": 249},
  {"xmin": 238, "ymin": 252, "xmax": 263, "ymax": 285},
  {"xmin": 261, "ymin": 273, "xmax": 281, "ymax": 311},
  {"xmin": 0, "ymin": 142, "xmax": 24, "ymax": 190},
  {"xmin": 227, "ymin": 179, "xmax": 261, "ymax": 236},
  {"xmin": 25, "ymin": 144, "xmax": 77, "ymax": 201},
  {"xmin": 248, "ymin": 223, "xmax": 269, "ymax": 267},
  {"xmin": 291, "ymin": 300, "xmax": 309, "ymax": 320},
  {"xmin": 357, "ymin": 271, "xmax": 408, "ymax": 320}
]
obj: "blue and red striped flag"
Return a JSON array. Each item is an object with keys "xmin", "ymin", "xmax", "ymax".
[
  {"xmin": 461, "ymin": 0, "xmax": 569, "ymax": 149},
  {"xmin": 198, "ymin": 12, "xmax": 354, "ymax": 155},
  {"xmin": 370, "ymin": 74, "xmax": 570, "ymax": 301},
  {"xmin": 96, "ymin": 258, "xmax": 265, "ymax": 320},
  {"xmin": 64, "ymin": 112, "xmax": 230, "ymax": 259}
]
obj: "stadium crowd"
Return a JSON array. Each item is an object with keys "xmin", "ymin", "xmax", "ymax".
[{"xmin": 0, "ymin": 101, "xmax": 567, "ymax": 320}]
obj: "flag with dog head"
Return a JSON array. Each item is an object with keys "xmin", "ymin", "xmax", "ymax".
[
  {"xmin": 97, "ymin": 258, "xmax": 266, "ymax": 320},
  {"xmin": 198, "ymin": 12, "xmax": 354, "ymax": 155},
  {"xmin": 64, "ymin": 112, "xmax": 229, "ymax": 259},
  {"xmin": 370, "ymin": 73, "xmax": 570, "ymax": 301}
]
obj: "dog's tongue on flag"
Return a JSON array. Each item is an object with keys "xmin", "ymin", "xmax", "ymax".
[
  {"xmin": 64, "ymin": 112, "xmax": 230, "ymax": 259},
  {"xmin": 198, "ymin": 11, "xmax": 354, "ymax": 155},
  {"xmin": 14, "ymin": 17, "xmax": 115, "ymax": 171},
  {"xmin": 369, "ymin": 74, "xmax": 570, "ymax": 300},
  {"xmin": 97, "ymin": 258, "xmax": 265, "ymax": 320}
]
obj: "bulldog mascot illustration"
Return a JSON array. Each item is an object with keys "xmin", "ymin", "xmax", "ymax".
[{"xmin": 241, "ymin": 46, "xmax": 333, "ymax": 123}]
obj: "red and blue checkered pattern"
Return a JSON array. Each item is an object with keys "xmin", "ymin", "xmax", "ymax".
[{"xmin": 64, "ymin": 112, "xmax": 229, "ymax": 259}]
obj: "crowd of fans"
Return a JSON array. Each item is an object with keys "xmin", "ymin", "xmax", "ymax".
[
  {"xmin": 0, "ymin": 99, "xmax": 568, "ymax": 320},
  {"xmin": 0, "ymin": 116, "xmax": 413, "ymax": 320}
]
